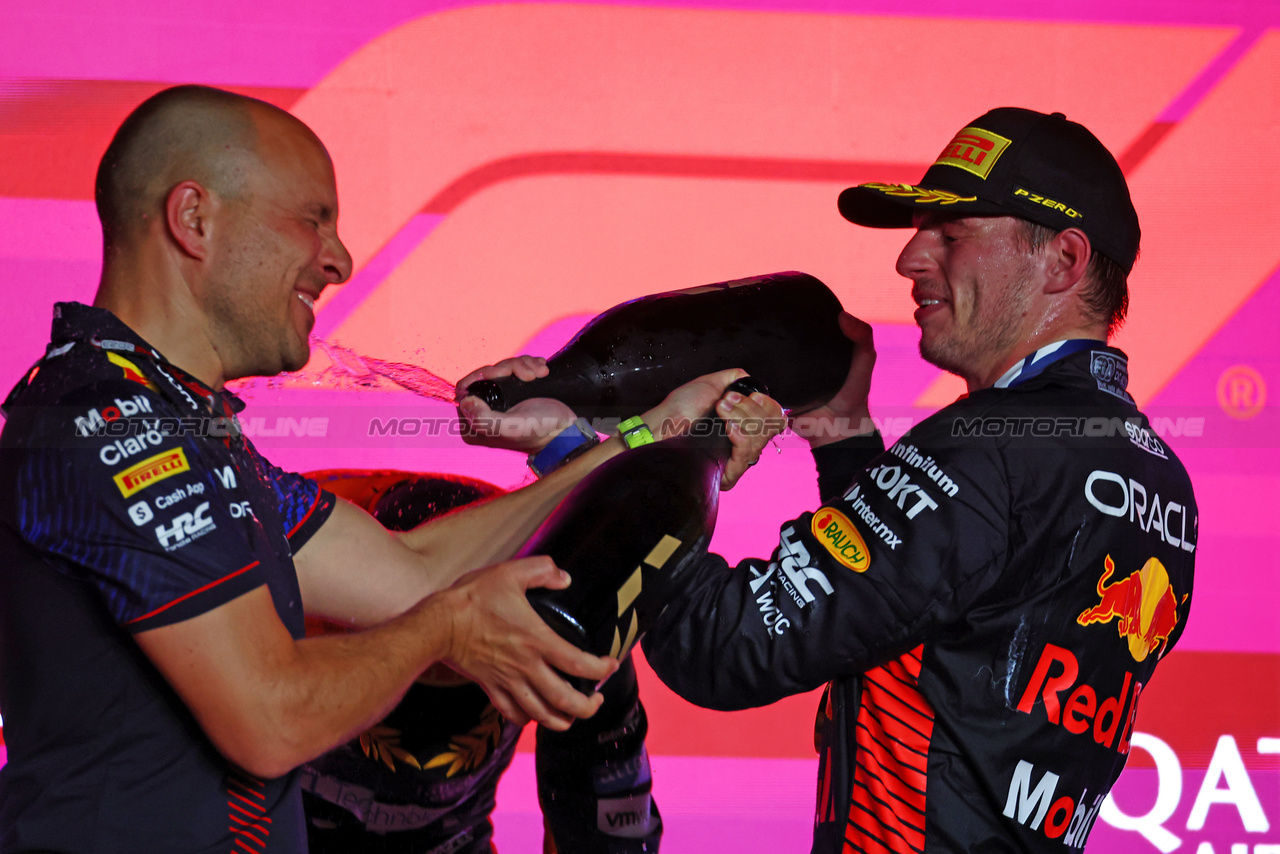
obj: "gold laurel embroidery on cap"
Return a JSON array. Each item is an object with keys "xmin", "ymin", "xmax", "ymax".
[{"xmin": 861, "ymin": 183, "xmax": 977, "ymax": 205}]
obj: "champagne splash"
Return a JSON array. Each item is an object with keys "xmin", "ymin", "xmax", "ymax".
[
  {"xmin": 226, "ymin": 338, "xmax": 457, "ymax": 402},
  {"xmin": 312, "ymin": 338, "xmax": 457, "ymax": 401}
]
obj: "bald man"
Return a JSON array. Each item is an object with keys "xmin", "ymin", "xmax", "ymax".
[{"xmin": 0, "ymin": 85, "xmax": 775, "ymax": 853}]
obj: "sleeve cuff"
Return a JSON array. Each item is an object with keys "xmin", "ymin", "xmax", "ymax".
[
  {"xmin": 124, "ymin": 561, "xmax": 266, "ymax": 633},
  {"xmin": 287, "ymin": 488, "xmax": 337, "ymax": 551}
]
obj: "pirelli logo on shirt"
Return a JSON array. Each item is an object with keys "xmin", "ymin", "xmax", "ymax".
[
  {"xmin": 114, "ymin": 448, "xmax": 191, "ymax": 498},
  {"xmin": 811, "ymin": 507, "xmax": 871, "ymax": 572}
]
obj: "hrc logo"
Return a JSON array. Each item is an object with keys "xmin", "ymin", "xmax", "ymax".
[
  {"xmin": 933, "ymin": 125, "xmax": 1012, "ymax": 179},
  {"xmin": 810, "ymin": 507, "xmax": 870, "ymax": 573}
]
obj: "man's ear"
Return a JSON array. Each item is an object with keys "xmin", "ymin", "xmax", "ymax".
[
  {"xmin": 165, "ymin": 180, "xmax": 215, "ymax": 260},
  {"xmin": 1043, "ymin": 227, "xmax": 1091, "ymax": 295}
]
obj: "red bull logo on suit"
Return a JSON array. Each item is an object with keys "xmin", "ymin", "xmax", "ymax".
[{"xmin": 1077, "ymin": 555, "xmax": 1182, "ymax": 663}]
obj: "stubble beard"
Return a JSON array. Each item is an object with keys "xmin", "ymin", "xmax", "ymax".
[
  {"xmin": 206, "ymin": 219, "xmax": 313, "ymax": 380},
  {"xmin": 204, "ymin": 269, "xmax": 306, "ymax": 381},
  {"xmin": 917, "ymin": 265, "xmax": 1036, "ymax": 382}
]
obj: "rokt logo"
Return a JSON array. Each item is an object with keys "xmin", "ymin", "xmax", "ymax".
[{"xmin": 866, "ymin": 463, "xmax": 940, "ymax": 519}]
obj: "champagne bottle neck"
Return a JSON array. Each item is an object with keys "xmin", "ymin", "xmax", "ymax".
[{"xmin": 465, "ymin": 348, "xmax": 602, "ymax": 412}]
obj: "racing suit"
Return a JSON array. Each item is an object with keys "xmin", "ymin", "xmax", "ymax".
[{"xmin": 643, "ymin": 341, "xmax": 1197, "ymax": 853}]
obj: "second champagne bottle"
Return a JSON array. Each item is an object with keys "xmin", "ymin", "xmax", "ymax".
[{"xmin": 465, "ymin": 271, "xmax": 852, "ymax": 420}]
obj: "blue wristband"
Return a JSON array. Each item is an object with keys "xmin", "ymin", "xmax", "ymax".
[{"xmin": 529, "ymin": 418, "xmax": 600, "ymax": 477}]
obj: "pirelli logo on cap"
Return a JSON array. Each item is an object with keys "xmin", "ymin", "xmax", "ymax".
[
  {"xmin": 934, "ymin": 125, "xmax": 1012, "ymax": 179},
  {"xmin": 811, "ymin": 507, "xmax": 870, "ymax": 573},
  {"xmin": 114, "ymin": 448, "xmax": 190, "ymax": 498}
]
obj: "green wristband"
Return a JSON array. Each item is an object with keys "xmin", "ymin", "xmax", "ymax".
[{"xmin": 618, "ymin": 416, "xmax": 655, "ymax": 449}]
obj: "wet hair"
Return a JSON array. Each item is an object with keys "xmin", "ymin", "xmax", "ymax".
[
  {"xmin": 94, "ymin": 85, "xmax": 260, "ymax": 249},
  {"xmin": 1017, "ymin": 219, "xmax": 1132, "ymax": 338}
]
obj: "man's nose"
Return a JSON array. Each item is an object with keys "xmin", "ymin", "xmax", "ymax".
[
  {"xmin": 322, "ymin": 232, "xmax": 354, "ymax": 285},
  {"xmin": 895, "ymin": 229, "xmax": 932, "ymax": 280}
]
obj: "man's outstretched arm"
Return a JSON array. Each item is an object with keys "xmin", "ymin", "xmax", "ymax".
[
  {"xmin": 134, "ymin": 554, "xmax": 615, "ymax": 779},
  {"xmin": 293, "ymin": 367, "xmax": 782, "ymax": 628}
]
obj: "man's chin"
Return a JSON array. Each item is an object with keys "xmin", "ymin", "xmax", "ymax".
[
  {"xmin": 280, "ymin": 349, "xmax": 310, "ymax": 374},
  {"xmin": 279, "ymin": 332, "xmax": 313, "ymax": 374},
  {"xmin": 918, "ymin": 339, "xmax": 964, "ymax": 377}
]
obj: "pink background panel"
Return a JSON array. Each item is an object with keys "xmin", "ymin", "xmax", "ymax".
[{"xmin": 2, "ymin": 1, "xmax": 1279, "ymax": 852}]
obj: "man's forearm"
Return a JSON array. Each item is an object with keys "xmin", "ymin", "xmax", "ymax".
[
  {"xmin": 137, "ymin": 585, "xmax": 457, "ymax": 780},
  {"xmin": 140, "ymin": 559, "xmax": 610, "ymax": 779},
  {"xmin": 396, "ymin": 433, "xmax": 631, "ymax": 577}
]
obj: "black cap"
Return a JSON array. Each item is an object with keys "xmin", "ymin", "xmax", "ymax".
[{"xmin": 837, "ymin": 108, "xmax": 1140, "ymax": 273}]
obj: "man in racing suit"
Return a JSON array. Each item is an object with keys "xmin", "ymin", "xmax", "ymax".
[{"xmin": 642, "ymin": 108, "xmax": 1197, "ymax": 853}]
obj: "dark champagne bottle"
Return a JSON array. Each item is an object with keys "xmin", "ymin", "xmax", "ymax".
[
  {"xmin": 521, "ymin": 378, "xmax": 766, "ymax": 691},
  {"xmin": 466, "ymin": 271, "xmax": 851, "ymax": 419}
]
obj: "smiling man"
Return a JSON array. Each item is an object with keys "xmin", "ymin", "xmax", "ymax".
[
  {"xmin": 0, "ymin": 85, "xmax": 773, "ymax": 853},
  {"xmin": 642, "ymin": 108, "xmax": 1199, "ymax": 852}
]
